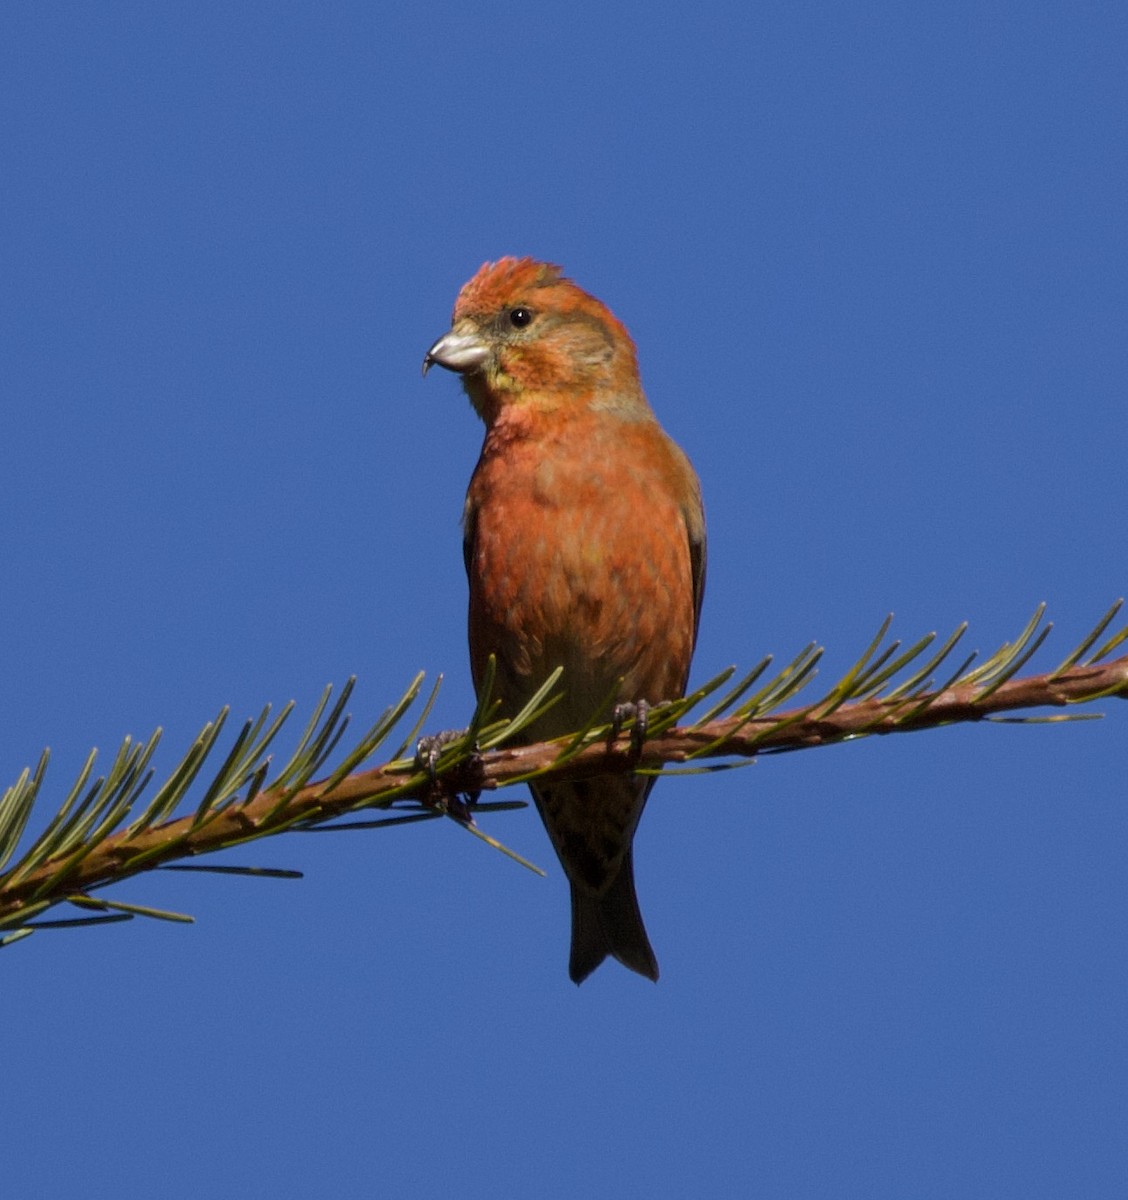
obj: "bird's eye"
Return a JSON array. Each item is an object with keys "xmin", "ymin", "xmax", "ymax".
[{"xmin": 508, "ymin": 307, "xmax": 533, "ymax": 329}]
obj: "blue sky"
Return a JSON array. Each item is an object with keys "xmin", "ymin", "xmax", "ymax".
[{"xmin": 2, "ymin": 3, "xmax": 1125, "ymax": 1196}]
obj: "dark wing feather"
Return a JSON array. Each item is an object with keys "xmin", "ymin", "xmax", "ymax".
[{"xmin": 688, "ymin": 519, "xmax": 706, "ymax": 650}]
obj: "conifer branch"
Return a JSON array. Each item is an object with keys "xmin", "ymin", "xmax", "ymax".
[{"xmin": 1, "ymin": 603, "xmax": 1125, "ymax": 946}]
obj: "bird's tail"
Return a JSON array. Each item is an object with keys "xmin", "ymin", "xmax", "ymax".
[{"xmin": 569, "ymin": 848, "xmax": 659, "ymax": 984}]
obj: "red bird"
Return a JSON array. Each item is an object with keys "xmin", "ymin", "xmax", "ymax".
[{"xmin": 423, "ymin": 258, "xmax": 706, "ymax": 983}]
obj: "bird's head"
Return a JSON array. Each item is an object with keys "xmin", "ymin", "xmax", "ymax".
[{"xmin": 423, "ymin": 257, "xmax": 645, "ymax": 425}]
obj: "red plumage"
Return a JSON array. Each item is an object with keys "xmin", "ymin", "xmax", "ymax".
[{"xmin": 424, "ymin": 258, "xmax": 705, "ymax": 982}]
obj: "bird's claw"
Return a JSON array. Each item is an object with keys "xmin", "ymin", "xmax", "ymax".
[
  {"xmin": 414, "ymin": 728, "xmax": 465, "ymax": 782},
  {"xmin": 414, "ymin": 729, "xmax": 482, "ymax": 822},
  {"xmin": 610, "ymin": 699, "xmax": 650, "ymax": 758}
]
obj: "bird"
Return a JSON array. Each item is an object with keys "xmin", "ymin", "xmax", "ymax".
[{"xmin": 423, "ymin": 257, "xmax": 705, "ymax": 983}]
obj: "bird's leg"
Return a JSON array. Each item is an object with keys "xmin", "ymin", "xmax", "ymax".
[
  {"xmin": 414, "ymin": 729, "xmax": 465, "ymax": 782},
  {"xmin": 610, "ymin": 698, "xmax": 650, "ymax": 759},
  {"xmin": 414, "ymin": 730, "xmax": 482, "ymax": 822}
]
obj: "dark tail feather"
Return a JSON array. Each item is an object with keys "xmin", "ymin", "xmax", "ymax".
[{"xmin": 568, "ymin": 849, "xmax": 659, "ymax": 984}]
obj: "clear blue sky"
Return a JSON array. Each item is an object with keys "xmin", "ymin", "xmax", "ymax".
[{"xmin": 3, "ymin": 3, "xmax": 1125, "ymax": 1196}]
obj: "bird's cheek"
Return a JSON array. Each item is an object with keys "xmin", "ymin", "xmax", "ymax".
[
  {"xmin": 498, "ymin": 347, "xmax": 566, "ymax": 396},
  {"xmin": 481, "ymin": 354, "xmax": 528, "ymax": 397}
]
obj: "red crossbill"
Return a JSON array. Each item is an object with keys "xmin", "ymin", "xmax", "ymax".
[{"xmin": 424, "ymin": 257, "xmax": 706, "ymax": 983}]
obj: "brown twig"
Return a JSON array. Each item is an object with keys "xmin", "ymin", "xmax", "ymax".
[{"xmin": 2, "ymin": 650, "xmax": 1125, "ymax": 927}]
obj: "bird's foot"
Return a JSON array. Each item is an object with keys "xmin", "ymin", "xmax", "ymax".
[
  {"xmin": 610, "ymin": 699, "xmax": 650, "ymax": 759},
  {"xmin": 414, "ymin": 728, "xmax": 465, "ymax": 782},
  {"xmin": 414, "ymin": 729, "xmax": 482, "ymax": 822}
]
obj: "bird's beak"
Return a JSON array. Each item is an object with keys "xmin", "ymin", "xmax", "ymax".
[{"xmin": 422, "ymin": 325, "xmax": 490, "ymax": 377}]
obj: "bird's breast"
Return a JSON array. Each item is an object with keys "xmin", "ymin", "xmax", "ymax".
[{"xmin": 465, "ymin": 426, "xmax": 696, "ymax": 730}]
